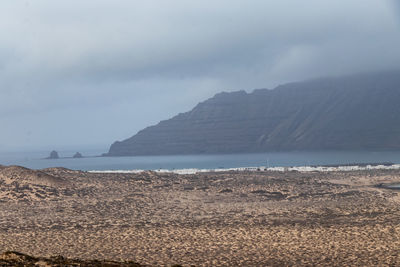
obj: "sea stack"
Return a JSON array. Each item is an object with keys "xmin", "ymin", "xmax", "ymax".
[
  {"xmin": 73, "ymin": 152, "xmax": 83, "ymax": 158},
  {"xmin": 47, "ymin": 150, "xmax": 59, "ymax": 159}
]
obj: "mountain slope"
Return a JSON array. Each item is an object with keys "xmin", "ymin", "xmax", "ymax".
[{"xmin": 106, "ymin": 71, "xmax": 400, "ymax": 156}]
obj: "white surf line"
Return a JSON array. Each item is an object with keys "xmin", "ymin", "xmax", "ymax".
[{"xmin": 88, "ymin": 164, "xmax": 400, "ymax": 175}]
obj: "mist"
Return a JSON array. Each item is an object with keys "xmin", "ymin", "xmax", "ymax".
[{"xmin": 1, "ymin": 0, "xmax": 400, "ymax": 151}]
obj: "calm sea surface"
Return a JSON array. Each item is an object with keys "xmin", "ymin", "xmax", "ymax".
[{"xmin": 1, "ymin": 150, "xmax": 400, "ymax": 171}]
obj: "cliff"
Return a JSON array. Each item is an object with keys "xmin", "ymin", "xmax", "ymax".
[{"xmin": 106, "ymin": 71, "xmax": 400, "ymax": 156}]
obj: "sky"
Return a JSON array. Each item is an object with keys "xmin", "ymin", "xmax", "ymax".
[{"xmin": 0, "ymin": 0, "xmax": 400, "ymax": 152}]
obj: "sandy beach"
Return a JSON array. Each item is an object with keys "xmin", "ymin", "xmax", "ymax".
[{"xmin": 1, "ymin": 166, "xmax": 400, "ymax": 266}]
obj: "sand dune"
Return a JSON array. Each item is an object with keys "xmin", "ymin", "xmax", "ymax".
[
  {"xmin": 1, "ymin": 166, "xmax": 400, "ymax": 265},
  {"xmin": 0, "ymin": 166, "xmax": 70, "ymax": 202},
  {"xmin": 0, "ymin": 165, "xmax": 67, "ymax": 187}
]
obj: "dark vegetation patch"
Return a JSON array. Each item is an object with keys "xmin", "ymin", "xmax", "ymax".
[
  {"xmin": 0, "ymin": 251, "xmax": 143, "ymax": 267},
  {"xmin": 375, "ymin": 183, "xmax": 400, "ymax": 190},
  {"xmin": 332, "ymin": 191, "xmax": 360, "ymax": 198},
  {"xmin": 250, "ymin": 190, "xmax": 285, "ymax": 199},
  {"xmin": 183, "ymin": 186, "xmax": 194, "ymax": 191},
  {"xmin": 219, "ymin": 188, "xmax": 233, "ymax": 193}
]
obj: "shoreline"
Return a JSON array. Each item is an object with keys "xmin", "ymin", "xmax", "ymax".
[{"xmin": 89, "ymin": 162, "xmax": 400, "ymax": 175}]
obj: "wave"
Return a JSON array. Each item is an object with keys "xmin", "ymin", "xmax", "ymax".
[{"xmin": 88, "ymin": 163, "xmax": 400, "ymax": 175}]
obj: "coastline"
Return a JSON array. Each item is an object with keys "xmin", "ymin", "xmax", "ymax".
[{"xmin": 89, "ymin": 162, "xmax": 400, "ymax": 175}]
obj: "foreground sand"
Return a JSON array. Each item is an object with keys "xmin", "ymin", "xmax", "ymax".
[{"xmin": 1, "ymin": 165, "xmax": 400, "ymax": 266}]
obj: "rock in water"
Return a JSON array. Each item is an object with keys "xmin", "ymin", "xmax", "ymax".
[
  {"xmin": 73, "ymin": 152, "xmax": 83, "ymax": 158},
  {"xmin": 47, "ymin": 150, "xmax": 59, "ymax": 159}
]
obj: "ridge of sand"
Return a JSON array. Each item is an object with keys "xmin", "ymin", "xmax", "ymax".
[
  {"xmin": 0, "ymin": 165, "xmax": 67, "ymax": 187},
  {"xmin": 0, "ymin": 166, "xmax": 72, "ymax": 202}
]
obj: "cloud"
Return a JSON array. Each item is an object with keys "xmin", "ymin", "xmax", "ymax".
[
  {"xmin": 392, "ymin": 0, "xmax": 400, "ymax": 21},
  {"xmin": 0, "ymin": 0, "xmax": 400, "ymax": 149},
  {"xmin": 1, "ymin": 1, "xmax": 398, "ymax": 81}
]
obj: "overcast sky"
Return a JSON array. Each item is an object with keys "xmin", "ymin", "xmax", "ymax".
[{"xmin": 1, "ymin": 0, "xmax": 400, "ymax": 152}]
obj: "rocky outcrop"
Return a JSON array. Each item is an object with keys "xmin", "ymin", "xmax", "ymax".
[
  {"xmin": 0, "ymin": 251, "xmax": 142, "ymax": 266},
  {"xmin": 73, "ymin": 152, "xmax": 83, "ymax": 158},
  {"xmin": 47, "ymin": 150, "xmax": 59, "ymax": 159},
  {"xmin": 106, "ymin": 70, "xmax": 400, "ymax": 156}
]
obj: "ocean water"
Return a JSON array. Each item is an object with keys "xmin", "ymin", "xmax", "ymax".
[{"xmin": 1, "ymin": 149, "xmax": 400, "ymax": 171}]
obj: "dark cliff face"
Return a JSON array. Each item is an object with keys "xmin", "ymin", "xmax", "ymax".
[{"xmin": 106, "ymin": 71, "xmax": 400, "ymax": 156}]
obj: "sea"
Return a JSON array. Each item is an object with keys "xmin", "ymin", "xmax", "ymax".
[{"xmin": 1, "ymin": 149, "xmax": 400, "ymax": 171}]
